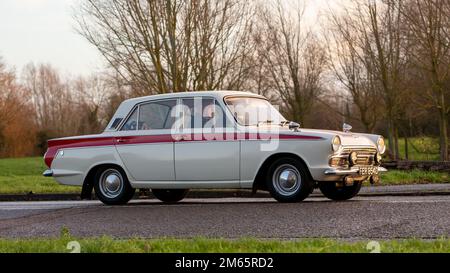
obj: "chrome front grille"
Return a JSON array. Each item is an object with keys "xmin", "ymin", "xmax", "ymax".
[{"xmin": 330, "ymin": 147, "xmax": 378, "ymax": 167}]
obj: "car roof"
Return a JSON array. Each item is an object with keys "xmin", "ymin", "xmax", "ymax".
[
  {"xmin": 122, "ymin": 90, "xmax": 265, "ymax": 105},
  {"xmin": 104, "ymin": 91, "xmax": 265, "ymax": 132}
]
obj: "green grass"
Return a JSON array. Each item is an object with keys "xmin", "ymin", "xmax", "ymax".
[
  {"xmin": 0, "ymin": 157, "xmax": 78, "ymax": 194},
  {"xmin": 386, "ymin": 137, "xmax": 440, "ymax": 161},
  {"xmin": 381, "ymin": 170, "xmax": 449, "ymax": 185},
  {"xmin": 0, "ymin": 236, "xmax": 448, "ymax": 253}
]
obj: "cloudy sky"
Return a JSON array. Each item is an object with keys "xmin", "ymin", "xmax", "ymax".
[
  {"xmin": 0, "ymin": 0, "xmax": 103, "ymax": 76},
  {"xmin": 0, "ymin": 0, "xmax": 336, "ymax": 76}
]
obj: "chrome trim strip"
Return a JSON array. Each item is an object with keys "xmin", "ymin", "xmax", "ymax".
[
  {"xmin": 43, "ymin": 169, "xmax": 53, "ymax": 177},
  {"xmin": 324, "ymin": 167, "xmax": 387, "ymax": 175}
]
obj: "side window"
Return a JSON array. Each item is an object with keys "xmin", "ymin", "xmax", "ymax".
[
  {"xmin": 181, "ymin": 98, "xmax": 230, "ymax": 129},
  {"xmin": 121, "ymin": 108, "xmax": 138, "ymax": 131},
  {"xmin": 109, "ymin": 118, "xmax": 123, "ymax": 130},
  {"xmin": 138, "ymin": 100, "xmax": 177, "ymax": 130}
]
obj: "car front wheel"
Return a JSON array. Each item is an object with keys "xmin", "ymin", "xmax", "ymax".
[
  {"xmin": 318, "ymin": 181, "xmax": 362, "ymax": 201},
  {"xmin": 266, "ymin": 158, "xmax": 313, "ymax": 203},
  {"xmin": 94, "ymin": 167, "xmax": 135, "ymax": 205},
  {"xmin": 152, "ymin": 189, "xmax": 189, "ymax": 203}
]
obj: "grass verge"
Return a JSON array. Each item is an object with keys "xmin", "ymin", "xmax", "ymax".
[
  {"xmin": 0, "ymin": 236, "xmax": 448, "ymax": 253},
  {"xmin": 0, "ymin": 157, "xmax": 78, "ymax": 194},
  {"xmin": 380, "ymin": 170, "xmax": 449, "ymax": 186}
]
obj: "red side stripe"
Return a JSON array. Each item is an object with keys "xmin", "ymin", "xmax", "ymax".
[
  {"xmin": 44, "ymin": 137, "xmax": 115, "ymax": 168},
  {"xmin": 44, "ymin": 134, "xmax": 324, "ymax": 168}
]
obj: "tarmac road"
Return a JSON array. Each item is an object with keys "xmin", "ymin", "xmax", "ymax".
[{"xmin": 0, "ymin": 195, "xmax": 449, "ymax": 239}]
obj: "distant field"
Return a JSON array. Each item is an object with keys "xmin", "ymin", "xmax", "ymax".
[
  {"xmin": 0, "ymin": 156, "xmax": 448, "ymax": 195},
  {"xmin": 386, "ymin": 137, "xmax": 440, "ymax": 161},
  {"xmin": 0, "ymin": 236, "xmax": 448, "ymax": 253}
]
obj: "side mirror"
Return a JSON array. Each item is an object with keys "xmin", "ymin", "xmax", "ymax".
[{"xmin": 289, "ymin": 122, "xmax": 301, "ymax": 132}]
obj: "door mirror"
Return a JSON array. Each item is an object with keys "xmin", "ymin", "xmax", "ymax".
[{"xmin": 289, "ymin": 122, "xmax": 301, "ymax": 131}]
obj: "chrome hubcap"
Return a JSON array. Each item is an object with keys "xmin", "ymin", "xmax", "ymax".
[
  {"xmin": 273, "ymin": 164, "xmax": 301, "ymax": 196},
  {"xmin": 99, "ymin": 169, "xmax": 123, "ymax": 199}
]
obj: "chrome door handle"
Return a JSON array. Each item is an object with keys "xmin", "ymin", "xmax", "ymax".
[
  {"xmin": 173, "ymin": 135, "xmax": 183, "ymax": 141},
  {"xmin": 174, "ymin": 135, "xmax": 191, "ymax": 141},
  {"xmin": 116, "ymin": 138, "xmax": 127, "ymax": 143}
]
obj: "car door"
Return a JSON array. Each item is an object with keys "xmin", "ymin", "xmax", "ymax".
[
  {"xmin": 174, "ymin": 97, "xmax": 240, "ymax": 182},
  {"xmin": 115, "ymin": 99, "xmax": 177, "ymax": 181}
]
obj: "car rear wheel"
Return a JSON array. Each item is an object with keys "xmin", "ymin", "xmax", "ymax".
[
  {"xmin": 266, "ymin": 158, "xmax": 313, "ymax": 203},
  {"xmin": 94, "ymin": 167, "xmax": 135, "ymax": 205},
  {"xmin": 152, "ymin": 189, "xmax": 189, "ymax": 203},
  {"xmin": 318, "ymin": 181, "xmax": 362, "ymax": 201}
]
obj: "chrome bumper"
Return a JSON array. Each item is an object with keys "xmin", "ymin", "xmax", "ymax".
[
  {"xmin": 43, "ymin": 169, "xmax": 54, "ymax": 177},
  {"xmin": 324, "ymin": 166, "xmax": 387, "ymax": 176}
]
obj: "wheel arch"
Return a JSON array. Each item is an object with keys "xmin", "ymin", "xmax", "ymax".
[
  {"xmin": 81, "ymin": 163, "xmax": 129, "ymax": 199},
  {"xmin": 252, "ymin": 153, "xmax": 313, "ymax": 191}
]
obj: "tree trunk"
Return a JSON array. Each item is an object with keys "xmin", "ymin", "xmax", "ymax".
[
  {"xmin": 394, "ymin": 125, "xmax": 400, "ymax": 160},
  {"xmin": 438, "ymin": 93, "xmax": 449, "ymax": 161},
  {"xmin": 387, "ymin": 116, "xmax": 398, "ymax": 160},
  {"xmin": 404, "ymin": 136, "xmax": 409, "ymax": 160}
]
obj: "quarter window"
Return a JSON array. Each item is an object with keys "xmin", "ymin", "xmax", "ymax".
[
  {"xmin": 109, "ymin": 118, "xmax": 123, "ymax": 129},
  {"xmin": 121, "ymin": 108, "xmax": 138, "ymax": 131}
]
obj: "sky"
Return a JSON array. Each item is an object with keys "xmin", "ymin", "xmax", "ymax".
[
  {"xmin": 0, "ymin": 0, "xmax": 338, "ymax": 77},
  {"xmin": 0, "ymin": 0, "xmax": 103, "ymax": 76}
]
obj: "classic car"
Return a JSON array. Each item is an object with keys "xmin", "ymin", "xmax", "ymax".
[{"xmin": 43, "ymin": 91, "xmax": 387, "ymax": 205}]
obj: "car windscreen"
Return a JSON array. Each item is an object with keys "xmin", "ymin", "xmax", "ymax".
[{"xmin": 224, "ymin": 97, "xmax": 286, "ymax": 126}]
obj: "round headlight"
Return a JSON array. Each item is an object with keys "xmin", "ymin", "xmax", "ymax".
[
  {"xmin": 377, "ymin": 137, "xmax": 386, "ymax": 155},
  {"xmin": 349, "ymin": 152, "xmax": 358, "ymax": 166},
  {"xmin": 332, "ymin": 136, "xmax": 342, "ymax": 152}
]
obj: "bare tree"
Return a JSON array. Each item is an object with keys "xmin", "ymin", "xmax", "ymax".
[
  {"xmin": 327, "ymin": 1, "xmax": 409, "ymax": 159},
  {"xmin": 0, "ymin": 58, "xmax": 37, "ymax": 157},
  {"xmin": 23, "ymin": 63, "xmax": 108, "ymax": 140},
  {"xmin": 402, "ymin": 0, "xmax": 450, "ymax": 161},
  {"xmin": 75, "ymin": 0, "xmax": 255, "ymax": 94},
  {"xmin": 72, "ymin": 75, "xmax": 110, "ymax": 134},
  {"xmin": 23, "ymin": 64, "xmax": 73, "ymax": 136},
  {"xmin": 326, "ymin": 7, "xmax": 383, "ymax": 133},
  {"xmin": 258, "ymin": 0, "xmax": 327, "ymax": 126}
]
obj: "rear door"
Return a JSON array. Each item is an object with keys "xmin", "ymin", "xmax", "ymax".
[{"xmin": 115, "ymin": 99, "xmax": 177, "ymax": 181}]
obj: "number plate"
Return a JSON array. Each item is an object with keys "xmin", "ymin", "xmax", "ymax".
[{"xmin": 359, "ymin": 166, "xmax": 379, "ymax": 176}]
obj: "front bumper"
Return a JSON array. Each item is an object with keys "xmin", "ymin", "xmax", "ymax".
[
  {"xmin": 43, "ymin": 169, "xmax": 53, "ymax": 177},
  {"xmin": 324, "ymin": 166, "xmax": 387, "ymax": 176}
]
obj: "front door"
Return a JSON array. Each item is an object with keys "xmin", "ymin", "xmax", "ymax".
[{"xmin": 174, "ymin": 97, "xmax": 240, "ymax": 182}]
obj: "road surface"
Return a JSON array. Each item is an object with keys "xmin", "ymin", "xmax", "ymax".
[{"xmin": 0, "ymin": 195, "xmax": 449, "ymax": 239}]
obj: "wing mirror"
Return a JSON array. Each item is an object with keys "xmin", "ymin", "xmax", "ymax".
[{"xmin": 289, "ymin": 122, "xmax": 301, "ymax": 132}]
